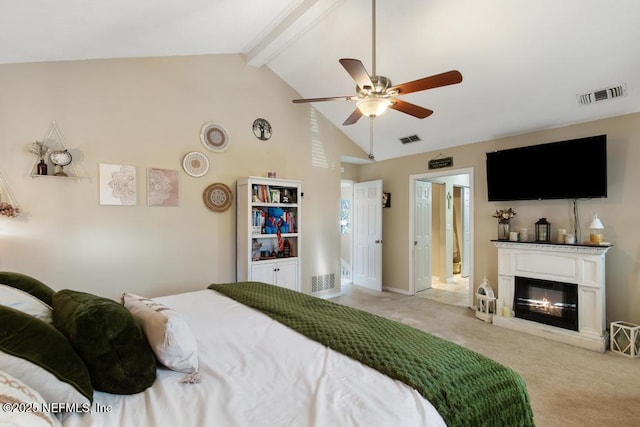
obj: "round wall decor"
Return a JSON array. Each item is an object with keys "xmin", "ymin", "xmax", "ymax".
[
  {"xmin": 200, "ymin": 122, "xmax": 230, "ymax": 152},
  {"xmin": 203, "ymin": 182, "xmax": 233, "ymax": 212},
  {"xmin": 182, "ymin": 151, "xmax": 209, "ymax": 177},
  {"xmin": 252, "ymin": 118, "xmax": 272, "ymax": 141}
]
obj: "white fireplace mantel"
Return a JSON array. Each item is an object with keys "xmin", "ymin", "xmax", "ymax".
[{"xmin": 492, "ymin": 241, "xmax": 611, "ymax": 352}]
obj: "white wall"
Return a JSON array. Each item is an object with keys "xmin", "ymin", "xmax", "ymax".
[{"xmin": 0, "ymin": 54, "xmax": 366, "ymax": 300}]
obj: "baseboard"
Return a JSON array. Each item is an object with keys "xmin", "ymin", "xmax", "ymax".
[
  {"xmin": 384, "ymin": 286, "xmax": 412, "ymax": 295},
  {"xmin": 316, "ymin": 290, "xmax": 342, "ymax": 299}
]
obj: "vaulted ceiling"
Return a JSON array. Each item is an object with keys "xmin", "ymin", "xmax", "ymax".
[{"xmin": 3, "ymin": 0, "xmax": 640, "ymax": 161}]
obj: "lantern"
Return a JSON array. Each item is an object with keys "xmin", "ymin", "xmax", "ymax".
[
  {"xmin": 535, "ymin": 218, "xmax": 551, "ymax": 242},
  {"xmin": 475, "ymin": 276, "xmax": 496, "ymax": 322},
  {"xmin": 589, "ymin": 214, "xmax": 605, "ymax": 244}
]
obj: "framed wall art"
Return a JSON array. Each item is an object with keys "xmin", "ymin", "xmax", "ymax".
[
  {"xmin": 99, "ymin": 163, "xmax": 137, "ymax": 206},
  {"xmin": 147, "ymin": 168, "xmax": 179, "ymax": 207}
]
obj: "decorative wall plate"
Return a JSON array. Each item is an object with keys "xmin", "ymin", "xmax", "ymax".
[
  {"xmin": 200, "ymin": 122, "xmax": 230, "ymax": 152},
  {"xmin": 182, "ymin": 151, "xmax": 209, "ymax": 177},
  {"xmin": 203, "ymin": 182, "xmax": 233, "ymax": 212},
  {"xmin": 252, "ymin": 118, "xmax": 272, "ymax": 141}
]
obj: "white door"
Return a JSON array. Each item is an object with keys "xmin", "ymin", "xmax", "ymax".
[
  {"xmin": 461, "ymin": 186, "xmax": 471, "ymax": 277},
  {"xmin": 353, "ymin": 180, "xmax": 383, "ymax": 291},
  {"xmin": 415, "ymin": 180, "xmax": 433, "ymax": 292}
]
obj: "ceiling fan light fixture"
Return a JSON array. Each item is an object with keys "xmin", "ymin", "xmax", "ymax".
[{"xmin": 356, "ymin": 96, "xmax": 391, "ymax": 117}]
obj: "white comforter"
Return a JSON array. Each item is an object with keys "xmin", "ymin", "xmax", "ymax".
[{"xmin": 60, "ymin": 289, "xmax": 444, "ymax": 427}]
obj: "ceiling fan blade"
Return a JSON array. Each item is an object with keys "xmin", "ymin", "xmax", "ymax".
[
  {"xmin": 390, "ymin": 70, "xmax": 463, "ymax": 95},
  {"xmin": 389, "ymin": 99, "xmax": 434, "ymax": 119},
  {"xmin": 343, "ymin": 108, "xmax": 363, "ymax": 125},
  {"xmin": 339, "ymin": 58, "xmax": 374, "ymax": 91},
  {"xmin": 292, "ymin": 95, "xmax": 354, "ymax": 103}
]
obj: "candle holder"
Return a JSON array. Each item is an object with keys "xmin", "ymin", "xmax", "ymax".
[{"xmin": 589, "ymin": 214, "xmax": 604, "ymax": 244}]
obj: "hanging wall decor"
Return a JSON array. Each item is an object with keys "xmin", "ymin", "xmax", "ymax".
[
  {"xmin": 382, "ymin": 192, "xmax": 391, "ymax": 208},
  {"xmin": 252, "ymin": 118, "xmax": 272, "ymax": 141},
  {"xmin": 99, "ymin": 163, "xmax": 137, "ymax": 206},
  {"xmin": 202, "ymin": 182, "xmax": 233, "ymax": 213},
  {"xmin": 29, "ymin": 121, "xmax": 82, "ymax": 179},
  {"xmin": 182, "ymin": 151, "xmax": 209, "ymax": 177},
  {"xmin": 200, "ymin": 122, "xmax": 230, "ymax": 152},
  {"xmin": 147, "ymin": 168, "xmax": 179, "ymax": 207}
]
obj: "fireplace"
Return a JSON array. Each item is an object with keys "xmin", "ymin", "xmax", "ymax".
[
  {"xmin": 492, "ymin": 241, "xmax": 611, "ymax": 352},
  {"xmin": 514, "ymin": 276, "xmax": 578, "ymax": 331}
]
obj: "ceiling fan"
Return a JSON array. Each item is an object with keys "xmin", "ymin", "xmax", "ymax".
[{"xmin": 292, "ymin": 0, "xmax": 463, "ymax": 128}]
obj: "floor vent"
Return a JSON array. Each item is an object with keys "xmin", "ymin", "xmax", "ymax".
[
  {"xmin": 400, "ymin": 134, "xmax": 421, "ymax": 144},
  {"xmin": 577, "ymin": 83, "xmax": 627, "ymax": 106},
  {"xmin": 312, "ymin": 273, "xmax": 335, "ymax": 292}
]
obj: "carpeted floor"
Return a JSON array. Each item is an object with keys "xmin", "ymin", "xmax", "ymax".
[{"xmin": 330, "ymin": 284, "xmax": 640, "ymax": 427}]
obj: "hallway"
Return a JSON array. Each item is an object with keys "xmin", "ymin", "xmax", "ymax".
[{"xmin": 416, "ymin": 274, "xmax": 469, "ymax": 307}]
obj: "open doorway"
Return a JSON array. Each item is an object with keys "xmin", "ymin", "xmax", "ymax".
[
  {"xmin": 340, "ymin": 180, "xmax": 353, "ymax": 289},
  {"xmin": 339, "ymin": 178, "xmax": 384, "ymax": 294},
  {"xmin": 409, "ymin": 168, "xmax": 474, "ymax": 308}
]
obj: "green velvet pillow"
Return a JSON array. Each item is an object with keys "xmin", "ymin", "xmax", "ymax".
[
  {"xmin": 52, "ymin": 289, "xmax": 157, "ymax": 394},
  {"xmin": 0, "ymin": 305, "xmax": 93, "ymax": 405},
  {"xmin": 0, "ymin": 271, "xmax": 55, "ymax": 306}
]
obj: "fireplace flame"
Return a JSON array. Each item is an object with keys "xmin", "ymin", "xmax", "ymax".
[{"xmin": 529, "ymin": 293, "xmax": 562, "ymax": 317}]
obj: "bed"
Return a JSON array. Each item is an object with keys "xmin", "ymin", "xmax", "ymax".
[{"xmin": 1, "ymin": 273, "xmax": 535, "ymax": 427}]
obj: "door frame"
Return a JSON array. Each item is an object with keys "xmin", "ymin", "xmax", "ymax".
[{"xmin": 408, "ymin": 167, "xmax": 474, "ymax": 307}]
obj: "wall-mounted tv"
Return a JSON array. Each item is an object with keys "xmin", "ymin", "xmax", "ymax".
[{"xmin": 486, "ymin": 135, "xmax": 607, "ymax": 201}]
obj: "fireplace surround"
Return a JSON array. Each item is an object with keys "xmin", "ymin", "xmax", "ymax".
[{"xmin": 492, "ymin": 241, "xmax": 611, "ymax": 352}]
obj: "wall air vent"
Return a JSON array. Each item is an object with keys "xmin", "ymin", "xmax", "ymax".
[
  {"xmin": 312, "ymin": 273, "xmax": 335, "ymax": 293},
  {"xmin": 577, "ymin": 83, "xmax": 627, "ymax": 106},
  {"xmin": 400, "ymin": 134, "xmax": 421, "ymax": 144}
]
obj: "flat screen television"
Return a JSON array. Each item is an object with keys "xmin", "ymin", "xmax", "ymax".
[{"xmin": 486, "ymin": 135, "xmax": 607, "ymax": 201}]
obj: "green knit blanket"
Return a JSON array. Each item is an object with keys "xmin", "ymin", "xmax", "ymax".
[{"xmin": 208, "ymin": 282, "xmax": 535, "ymax": 427}]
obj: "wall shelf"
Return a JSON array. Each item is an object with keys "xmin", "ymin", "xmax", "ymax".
[
  {"xmin": 0, "ymin": 166, "xmax": 21, "ymax": 215},
  {"xmin": 27, "ymin": 121, "xmax": 85, "ymax": 179}
]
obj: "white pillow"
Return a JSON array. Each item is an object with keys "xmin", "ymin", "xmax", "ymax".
[
  {"xmin": 0, "ymin": 370, "xmax": 62, "ymax": 427},
  {"xmin": 0, "ymin": 284, "xmax": 53, "ymax": 324},
  {"xmin": 122, "ymin": 293, "xmax": 199, "ymax": 374},
  {"xmin": 0, "ymin": 352, "xmax": 91, "ymax": 408}
]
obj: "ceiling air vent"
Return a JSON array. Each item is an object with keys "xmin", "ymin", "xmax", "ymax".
[
  {"xmin": 577, "ymin": 83, "xmax": 627, "ymax": 106},
  {"xmin": 400, "ymin": 134, "xmax": 421, "ymax": 144}
]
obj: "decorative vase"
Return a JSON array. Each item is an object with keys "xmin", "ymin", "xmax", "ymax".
[
  {"xmin": 36, "ymin": 159, "xmax": 48, "ymax": 175},
  {"xmin": 498, "ymin": 221, "xmax": 510, "ymax": 240}
]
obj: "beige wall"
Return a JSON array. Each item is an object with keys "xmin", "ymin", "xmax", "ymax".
[
  {"xmin": 0, "ymin": 54, "xmax": 365, "ymax": 300},
  {"xmin": 3, "ymin": 54, "xmax": 637, "ymax": 324},
  {"xmin": 357, "ymin": 112, "xmax": 640, "ymax": 324}
]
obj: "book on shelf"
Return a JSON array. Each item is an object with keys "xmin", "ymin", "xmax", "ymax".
[
  {"xmin": 284, "ymin": 211, "xmax": 296, "ymax": 233},
  {"xmin": 252, "ymin": 208, "xmax": 296, "ymax": 234},
  {"xmin": 252, "ymin": 184, "xmax": 295, "ymax": 204},
  {"xmin": 251, "ymin": 209, "xmax": 266, "ymax": 232}
]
